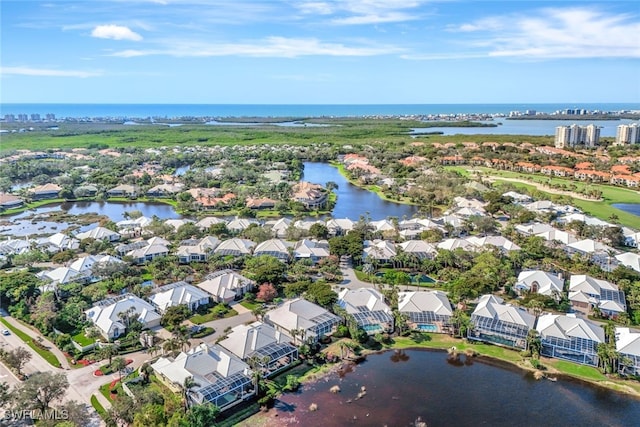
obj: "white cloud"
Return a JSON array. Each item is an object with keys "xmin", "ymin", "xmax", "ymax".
[
  {"xmin": 110, "ymin": 36, "xmax": 402, "ymax": 58},
  {"xmin": 454, "ymin": 7, "xmax": 640, "ymax": 59},
  {"xmin": 91, "ymin": 24, "xmax": 143, "ymax": 41},
  {"xmin": 0, "ymin": 66, "xmax": 101, "ymax": 78},
  {"xmin": 295, "ymin": 0, "xmax": 427, "ymax": 25}
]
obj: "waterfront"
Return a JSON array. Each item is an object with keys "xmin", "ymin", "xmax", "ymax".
[
  {"xmin": 259, "ymin": 349, "xmax": 640, "ymax": 427},
  {"xmin": 612, "ymin": 204, "xmax": 640, "ymax": 217},
  {"xmin": 2, "ymin": 103, "xmax": 639, "ymax": 119},
  {"xmin": 412, "ymin": 118, "xmax": 639, "ymax": 137},
  {"xmin": 302, "ymin": 162, "xmax": 419, "ymax": 220}
]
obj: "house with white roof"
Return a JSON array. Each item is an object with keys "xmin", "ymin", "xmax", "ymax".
[
  {"xmin": 616, "ymin": 327, "xmax": 640, "ymax": 376},
  {"xmin": 175, "ymin": 236, "xmax": 220, "ymax": 263},
  {"xmin": 398, "ymin": 291, "xmax": 453, "ymax": 333},
  {"xmin": 37, "ymin": 232, "xmax": 80, "ymax": 252},
  {"xmin": 164, "ymin": 219, "xmax": 194, "ymax": 231},
  {"xmin": 151, "ymin": 343, "xmax": 254, "ymax": 411},
  {"xmin": 515, "ymin": 222, "xmax": 556, "ymax": 236},
  {"xmin": 369, "ymin": 219, "xmax": 396, "ymax": 233},
  {"xmin": 466, "ymin": 235, "xmax": 521, "ymax": 252},
  {"xmin": 536, "ymin": 313, "xmax": 604, "ymax": 366},
  {"xmin": 325, "ymin": 218, "xmax": 355, "ymax": 236},
  {"xmin": 196, "ymin": 270, "xmax": 255, "ymax": 303},
  {"xmin": 398, "ymin": 240, "xmax": 437, "ymax": 260},
  {"xmin": 76, "ymin": 226, "xmax": 121, "ymax": 242},
  {"xmin": 615, "ymin": 252, "xmax": 640, "ymax": 273},
  {"xmin": 263, "ymin": 298, "xmax": 341, "ymax": 344},
  {"xmin": 214, "ymin": 238, "xmax": 255, "ymax": 256},
  {"xmin": 37, "ymin": 266, "xmax": 87, "ymax": 292},
  {"xmin": 265, "ymin": 218, "xmax": 292, "ymax": 238},
  {"xmin": 126, "ymin": 243, "xmax": 170, "ymax": 264},
  {"xmin": 622, "ymin": 228, "xmax": 640, "ymax": 248},
  {"xmin": 568, "ymin": 274, "xmax": 626, "ymax": 318},
  {"xmin": 514, "ymin": 270, "xmax": 564, "ymax": 297},
  {"xmin": 437, "ymin": 238, "xmax": 476, "ymax": 252},
  {"xmin": 218, "ymin": 321, "xmax": 298, "ymax": 377},
  {"xmin": 292, "ymin": 239, "xmax": 330, "ymax": 263},
  {"xmin": 469, "ymin": 295, "xmax": 535, "ymax": 350},
  {"xmin": 559, "ymin": 213, "xmax": 613, "ymax": 228},
  {"xmin": 337, "ymin": 288, "xmax": 394, "ymax": 335},
  {"xmin": 535, "ymin": 228, "xmax": 578, "ymax": 245},
  {"xmin": 253, "ymin": 239, "xmax": 291, "ymax": 262},
  {"xmin": 227, "ymin": 218, "xmax": 259, "ymax": 234},
  {"xmin": 196, "ymin": 216, "xmax": 227, "ymax": 230},
  {"xmin": 565, "ymin": 239, "xmax": 619, "ymax": 271},
  {"xmin": 149, "ymin": 281, "xmax": 211, "ymax": 313},
  {"xmin": 107, "ymin": 184, "xmax": 138, "ymax": 198},
  {"xmin": 363, "ymin": 240, "xmax": 397, "ymax": 264},
  {"xmin": 85, "ymin": 294, "xmax": 161, "ymax": 340}
]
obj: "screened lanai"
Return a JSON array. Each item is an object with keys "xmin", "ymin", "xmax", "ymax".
[
  {"xmin": 540, "ymin": 336, "xmax": 600, "ymax": 366},
  {"xmin": 469, "ymin": 315, "xmax": 530, "ymax": 349},
  {"xmin": 191, "ymin": 371, "xmax": 255, "ymax": 410},
  {"xmin": 249, "ymin": 342, "xmax": 298, "ymax": 376}
]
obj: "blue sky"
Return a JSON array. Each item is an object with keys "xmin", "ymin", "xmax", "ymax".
[{"xmin": 1, "ymin": 0, "xmax": 639, "ymax": 104}]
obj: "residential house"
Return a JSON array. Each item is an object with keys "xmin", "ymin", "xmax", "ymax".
[
  {"xmin": 149, "ymin": 281, "xmax": 211, "ymax": 313},
  {"xmin": 146, "ymin": 183, "xmax": 185, "ymax": 197},
  {"xmin": 126, "ymin": 243, "xmax": 170, "ymax": 264},
  {"xmin": 469, "ymin": 295, "xmax": 535, "ymax": 349},
  {"xmin": 226, "ymin": 218, "xmax": 259, "ymax": 234},
  {"xmin": 196, "ymin": 270, "xmax": 255, "ymax": 303},
  {"xmin": 175, "ymin": 236, "xmax": 220, "ymax": 263},
  {"xmin": 514, "ymin": 270, "xmax": 564, "ymax": 297},
  {"xmin": 263, "ymin": 298, "xmax": 341, "ymax": 344},
  {"xmin": 568, "ymin": 274, "xmax": 626, "ymax": 318},
  {"xmin": 325, "ymin": 218, "xmax": 355, "ymax": 236},
  {"xmin": 337, "ymin": 288, "xmax": 394, "ymax": 335},
  {"xmin": 292, "ymin": 239, "xmax": 330, "ymax": 263},
  {"xmin": 397, "ymin": 291, "xmax": 453, "ymax": 333},
  {"xmin": 76, "ymin": 226, "xmax": 121, "ymax": 242},
  {"xmin": 196, "ymin": 216, "xmax": 227, "ymax": 230},
  {"xmin": 291, "ymin": 181, "xmax": 327, "ymax": 209},
  {"xmin": 151, "ymin": 343, "xmax": 254, "ymax": 411},
  {"xmin": 164, "ymin": 218, "xmax": 194, "ymax": 231},
  {"xmin": 616, "ymin": 252, "xmax": 640, "ymax": 273},
  {"xmin": 246, "ymin": 197, "xmax": 277, "ymax": 210},
  {"xmin": 37, "ymin": 267, "xmax": 87, "ymax": 292},
  {"xmin": 466, "ymin": 235, "xmax": 521, "ymax": 252},
  {"xmin": 437, "ymin": 238, "xmax": 476, "ymax": 252},
  {"xmin": 28, "ymin": 183, "xmax": 61, "ymax": 200},
  {"xmin": 616, "ymin": 327, "xmax": 640, "ymax": 376},
  {"xmin": 218, "ymin": 321, "xmax": 298, "ymax": 377},
  {"xmin": 0, "ymin": 193, "xmax": 24, "ymax": 210},
  {"xmin": 107, "ymin": 184, "xmax": 139, "ymax": 198},
  {"xmin": 397, "ymin": 240, "xmax": 437, "ymax": 260},
  {"xmin": 253, "ymin": 239, "xmax": 291, "ymax": 262},
  {"xmin": 37, "ymin": 232, "xmax": 80, "ymax": 252},
  {"xmin": 536, "ymin": 313, "xmax": 604, "ymax": 366},
  {"xmin": 85, "ymin": 294, "xmax": 161, "ymax": 340},
  {"xmin": 265, "ymin": 218, "xmax": 292, "ymax": 238},
  {"xmin": 214, "ymin": 238, "xmax": 255, "ymax": 256},
  {"xmin": 363, "ymin": 240, "xmax": 397, "ymax": 264}
]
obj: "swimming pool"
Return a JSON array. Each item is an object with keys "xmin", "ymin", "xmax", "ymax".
[
  {"xmin": 417, "ymin": 324, "xmax": 438, "ymax": 332},
  {"xmin": 363, "ymin": 324, "xmax": 383, "ymax": 333}
]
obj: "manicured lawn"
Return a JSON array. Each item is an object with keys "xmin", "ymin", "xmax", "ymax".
[
  {"xmin": 239, "ymin": 300, "xmax": 261, "ymax": 311},
  {"xmin": 544, "ymin": 359, "xmax": 607, "ymax": 381},
  {"xmin": 72, "ymin": 331, "xmax": 96, "ymax": 347},
  {"xmin": 190, "ymin": 305, "xmax": 238, "ymax": 325},
  {"xmin": 0, "ymin": 318, "xmax": 63, "ymax": 368},
  {"xmin": 90, "ymin": 395, "xmax": 107, "ymax": 419}
]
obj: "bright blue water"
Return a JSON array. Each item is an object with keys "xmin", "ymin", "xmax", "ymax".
[
  {"xmin": 2, "ymin": 103, "xmax": 639, "ymax": 119},
  {"xmin": 417, "ymin": 324, "xmax": 438, "ymax": 332},
  {"xmin": 612, "ymin": 204, "xmax": 640, "ymax": 217},
  {"xmin": 412, "ymin": 119, "xmax": 639, "ymax": 138},
  {"xmin": 302, "ymin": 162, "xmax": 419, "ymax": 220}
]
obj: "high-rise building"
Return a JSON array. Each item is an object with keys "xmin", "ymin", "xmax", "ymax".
[
  {"xmin": 615, "ymin": 123, "xmax": 640, "ymax": 145},
  {"xmin": 554, "ymin": 124, "xmax": 600, "ymax": 148}
]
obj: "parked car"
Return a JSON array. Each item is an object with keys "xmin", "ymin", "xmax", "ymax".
[{"xmin": 2, "ymin": 329, "xmax": 10, "ymax": 336}]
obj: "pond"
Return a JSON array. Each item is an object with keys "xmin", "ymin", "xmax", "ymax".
[
  {"xmin": 612, "ymin": 204, "xmax": 640, "ymax": 218},
  {"xmin": 302, "ymin": 162, "xmax": 419, "ymax": 220},
  {"xmin": 265, "ymin": 349, "xmax": 640, "ymax": 427}
]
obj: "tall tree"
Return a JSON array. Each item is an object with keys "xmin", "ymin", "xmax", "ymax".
[{"xmin": 11, "ymin": 372, "xmax": 69, "ymax": 412}]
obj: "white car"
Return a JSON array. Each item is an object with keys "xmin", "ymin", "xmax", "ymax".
[{"xmin": 1, "ymin": 329, "xmax": 9, "ymax": 336}]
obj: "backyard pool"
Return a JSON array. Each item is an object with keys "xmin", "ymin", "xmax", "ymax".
[
  {"xmin": 417, "ymin": 324, "xmax": 438, "ymax": 332},
  {"xmin": 363, "ymin": 324, "xmax": 383, "ymax": 333}
]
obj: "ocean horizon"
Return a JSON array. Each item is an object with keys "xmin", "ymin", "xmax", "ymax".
[{"xmin": 2, "ymin": 103, "xmax": 639, "ymax": 119}]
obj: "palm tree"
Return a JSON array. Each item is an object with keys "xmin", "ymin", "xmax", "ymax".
[
  {"xmin": 526, "ymin": 329, "xmax": 542, "ymax": 358},
  {"xmin": 97, "ymin": 344, "xmax": 119, "ymax": 366},
  {"xmin": 111, "ymin": 356, "xmax": 127, "ymax": 383},
  {"xmin": 182, "ymin": 376, "xmax": 200, "ymax": 411}
]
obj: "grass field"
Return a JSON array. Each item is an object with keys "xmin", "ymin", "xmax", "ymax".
[
  {"xmin": 90, "ymin": 395, "xmax": 107, "ymax": 419},
  {"xmin": 0, "ymin": 317, "xmax": 63, "ymax": 368},
  {"xmin": 446, "ymin": 165, "xmax": 640, "ymax": 228}
]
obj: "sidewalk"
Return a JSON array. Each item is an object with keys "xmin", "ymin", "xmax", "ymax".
[{"xmin": 2, "ymin": 315, "xmax": 71, "ymax": 369}]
